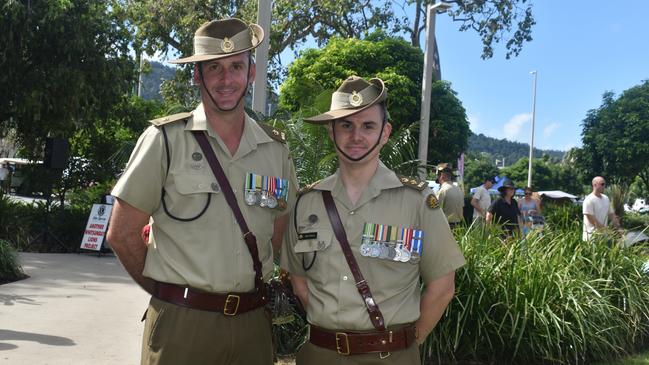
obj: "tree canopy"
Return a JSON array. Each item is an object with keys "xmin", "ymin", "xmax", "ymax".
[
  {"xmin": 0, "ymin": 1, "xmax": 136, "ymax": 157},
  {"xmin": 579, "ymin": 80, "xmax": 649, "ymax": 189},
  {"xmin": 278, "ymin": 34, "xmax": 469, "ymax": 166}
]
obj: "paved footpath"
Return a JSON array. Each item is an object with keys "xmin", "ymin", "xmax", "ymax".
[{"xmin": 0, "ymin": 253, "xmax": 149, "ymax": 364}]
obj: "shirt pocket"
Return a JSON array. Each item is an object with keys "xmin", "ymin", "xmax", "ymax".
[
  {"xmin": 294, "ymin": 229, "xmax": 334, "ymax": 276},
  {"xmin": 164, "ymin": 172, "xmax": 218, "ymax": 220}
]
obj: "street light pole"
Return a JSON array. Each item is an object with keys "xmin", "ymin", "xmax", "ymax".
[
  {"xmin": 527, "ymin": 70, "xmax": 538, "ymax": 188},
  {"xmin": 252, "ymin": 0, "xmax": 272, "ymax": 115},
  {"xmin": 418, "ymin": 1, "xmax": 451, "ymax": 179}
]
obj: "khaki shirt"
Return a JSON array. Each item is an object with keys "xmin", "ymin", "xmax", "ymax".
[
  {"xmin": 281, "ymin": 162, "xmax": 465, "ymax": 330},
  {"xmin": 436, "ymin": 182, "xmax": 465, "ymax": 223},
  {"xmin": 112, "ymin": 103, "xmax": 297, "ymax": 293}
]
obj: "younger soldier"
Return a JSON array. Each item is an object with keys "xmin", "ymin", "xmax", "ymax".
[{"xmin": 281, "ymin": 76, "xmax": 465, "ymax": 364}]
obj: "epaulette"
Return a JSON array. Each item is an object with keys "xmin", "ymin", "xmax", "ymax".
[
  {"xmin": 149, "ymin": 112, "xmax": 192, "ymax": 126},
  {"xmin": 397, "ymin": 175, "xmax": 427, "ymax": 191},
  {"xmin": 298, "ymin": 180, "xmax": 321, "ymax": 196},
  {"xmin": 257, "ymin": 123, "xmax": 287, "ymax": 144}
]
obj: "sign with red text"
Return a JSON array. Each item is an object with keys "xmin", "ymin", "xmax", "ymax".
[{"xmin": 80, "ymin": 204, "xmax": 113, "ymax": 251}]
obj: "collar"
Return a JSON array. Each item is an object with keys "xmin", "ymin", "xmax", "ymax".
[{"xmin": 185, "ymin": 103, "xmax": 274, "ymax": 157}]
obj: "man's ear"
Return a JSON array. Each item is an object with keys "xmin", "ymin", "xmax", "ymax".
[{"xmin": 381, "ymin": 122, "xmax": 393, "ymax": 144}]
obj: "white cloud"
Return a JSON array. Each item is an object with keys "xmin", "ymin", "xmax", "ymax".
[
  {"xmin": 543, "ymin": 122, "xmax": 560, "ymax": 138},
  {"xmin": 503, "ymin": 113, "xmax": 532, "ymax": 141},
  {"xmin": 468, "ymin": 114, "xmax": 479, "ymax": 131}
]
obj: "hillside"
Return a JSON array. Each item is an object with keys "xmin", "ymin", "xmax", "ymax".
[
  {"xmin": 468, "ymin": 132, "xmax": 564, "ymax": 166},
  {"xmin": 140, "ymin": 61, "xmax": 176, "ymax": 101}
]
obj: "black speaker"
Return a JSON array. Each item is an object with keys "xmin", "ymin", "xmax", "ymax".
[{"xmin": 44, "ymin": 138, "xmax": 70, "ymax": 170}]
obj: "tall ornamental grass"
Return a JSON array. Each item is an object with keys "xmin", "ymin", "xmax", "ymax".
[{"xmin": 423, "ymin": 224, "xmax": 649, "ymax": 364}]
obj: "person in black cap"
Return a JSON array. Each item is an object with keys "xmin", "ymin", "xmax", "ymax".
[
  {"xmin": 486, "ymin": 178, "xmax": 522, "ymax": 236},
  {"xmin": 471, "ymin": 176, "xmax": 495, "ymax": 222}
]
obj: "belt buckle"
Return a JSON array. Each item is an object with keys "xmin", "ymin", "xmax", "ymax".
[
  {"xmin": 335, "ymin": 332, "xmax": 350, "ymax": 355},
  {"xmin": 224, "ymin": 294, "xmax": 240, "ymax": 316}
]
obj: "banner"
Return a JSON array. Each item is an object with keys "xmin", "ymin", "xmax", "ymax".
[{"xmin": 80, "ymin": 204, "xmax": 113, "ymax": 251}]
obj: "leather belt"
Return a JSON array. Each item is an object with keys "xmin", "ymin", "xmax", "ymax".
[
  {"xmin": 154, "ymin": 282, "xmax": 267, "ymax": 316},
  {"xmin": 308, "ymin": 324, "xmax": 416, "ymax": 355}
]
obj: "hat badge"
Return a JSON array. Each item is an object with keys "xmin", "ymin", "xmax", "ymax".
[
  {"xmin": 349, "ymin": 91, "xmax": 363, "ymax": 107},
  {"xmin": 221, "ymin": 37, "xmax": 234, "ymax": 53}
]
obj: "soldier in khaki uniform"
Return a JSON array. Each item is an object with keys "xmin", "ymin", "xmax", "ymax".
[
  {"xmin": 107, "ymin": 18, "xmax": 296, "ymax": 365},
  {"xmin": 435, "ymin": 164, "xmax": 465, "ymax": 227},
  {"xmin": 281, "ymin": 76, "xmax": 465, "ymax": 364}
]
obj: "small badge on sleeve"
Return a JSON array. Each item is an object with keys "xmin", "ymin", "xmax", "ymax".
[{"xmin": 426, "ymin": 194, "xmax": 439, "ymax": 209}]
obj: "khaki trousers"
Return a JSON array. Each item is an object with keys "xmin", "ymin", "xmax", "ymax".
[
  {"xmin": 141, "ymin": 296, "xmax": 273, "ymax": 365},
  {"xmin": 296, "ymin": 341, "xmax": 420, "ymax": 365}
]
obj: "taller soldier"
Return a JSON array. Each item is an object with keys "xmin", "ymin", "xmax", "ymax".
[
  {"xmin": 281, "ymin": 76, "xmax": 465, "ymax": 364},
  {"xmin": 107, "ymin": 18, "xmax": 296, "ymax": 365}
]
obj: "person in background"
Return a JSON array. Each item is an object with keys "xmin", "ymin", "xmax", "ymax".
[
  {"xmin": 486, "ymin": 178, "xmax": 522, "ymax": 237},
  {"xmin": 471, "ymin": 176, "xmax": 495, "ymax": 222},
  {"xmin": 583, "ymin": 176, "xmax": 620, "ymax": 241},
  {"xmin": 435, "ymin": 164, "xmax": 465, "ymax": 228},
  {"xmin": 518, "ymin": 186, "xmax": 541, "ymax": 218}
]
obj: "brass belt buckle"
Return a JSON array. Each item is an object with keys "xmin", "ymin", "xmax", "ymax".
[
  {"xmin": 335, "ymin": 332, "xmax": 350, "ymax": 355},
  {"xmin": 224, "ymin": 294, "xmax": 240, "ymax": 316}
]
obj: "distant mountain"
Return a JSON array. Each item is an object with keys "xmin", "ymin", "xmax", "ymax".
[
  {"xmin": 468, "ymin": 132, "xmax": 564, "ymax": 167},
  {"xmin": 140, "ymin": 61, "xmax": 176, "ymax": 101}
]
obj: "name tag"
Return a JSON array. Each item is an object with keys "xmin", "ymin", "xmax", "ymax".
[{"xmin": 298, "ymin": 232, "xmax": 318, "ymax": 240}]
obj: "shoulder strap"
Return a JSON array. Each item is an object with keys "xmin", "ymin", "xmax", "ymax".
[
  {"xmin": 257, "ymin": 122, "xmax": 287, "ymax": 144},
  {"xmin": 321, "ymin": 191, "xmax": 386, "ymax": 331},
  {"xmin": 192, "ymin": 131, "xmax": 265, "ymax": 295}
]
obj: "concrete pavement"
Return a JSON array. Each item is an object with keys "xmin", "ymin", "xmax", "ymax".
[{"xmin": 0, "ymin": 252, "xmax": 149, "ymax": 364}]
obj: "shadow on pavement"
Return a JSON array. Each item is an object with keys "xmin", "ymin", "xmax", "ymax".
[
  {"xmin": 0, "ymin": 329, "xmax": 75, "ymax": 347},
  {"xmin": 0, "ymin": 294, "xmax": 38, "ymax": 306}
]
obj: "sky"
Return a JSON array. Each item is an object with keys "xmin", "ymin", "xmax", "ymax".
[{"xmin": 424, "ymin": 0, "xmax": 649, "ymax": 151}]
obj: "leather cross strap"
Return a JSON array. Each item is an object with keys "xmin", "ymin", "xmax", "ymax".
[
  {"xmin": 192, "ymin": 131, "xmax": 265, "ymax": 295},
  {"xmin": 321, "ymin": 191, "xmax": 386, "ymax": 331}
]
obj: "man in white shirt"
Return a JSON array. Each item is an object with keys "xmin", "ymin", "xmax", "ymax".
[
  {"xmin": 471, "ymin": 176, "xmax": 494, "ymax": 221},
  {"xmin": 583, "ymin": 176, "xmax": 620, "ymax": 241}
]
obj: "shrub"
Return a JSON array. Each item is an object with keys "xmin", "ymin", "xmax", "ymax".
[
  {"xmin": 423, "ymin": 224, "xmax": 649, "ymax": 364},
  {"xmin": 0, "ymin": 239, "xmax": 26, "ymax": 284}
]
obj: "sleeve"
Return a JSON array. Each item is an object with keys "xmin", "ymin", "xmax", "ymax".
[
  {"xmin": 111, "ymin": 126, "xmax": 166, "ymax": 215},
  {"xmin": 280, "ymin": 202, "xmax": 307, "ymax": 277},
  {"xmin": 583, "ymin": 196, "xmax": 594, "ymax": 215},
  {"xmin": 419, "ymin": 190, "xmax": 465, "ymax": 283},
  {"xmin": 436, "ymin": 186, "xmax": 447, "ymax": 208}
]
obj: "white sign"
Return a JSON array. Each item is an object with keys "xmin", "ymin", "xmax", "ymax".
[{"xmin": 80, "ymin": 204, "xmax": 113, "ymax": 251}]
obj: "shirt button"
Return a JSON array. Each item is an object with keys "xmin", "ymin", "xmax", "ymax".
[
  {"xmin": 343, "ymin": 276, "xmax": 348, "ymax": 281},
  {"xmin": 198, "ymin": 183, "xmax": 204, "ymax": 189},
  {"xmin": 349, "ymin": 211, "xmax": 355, "ymax": 215}
]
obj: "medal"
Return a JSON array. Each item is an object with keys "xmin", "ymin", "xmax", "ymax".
[
  {"xmin": 379, "ymin": 244, "xmax": 390, "ymax": 259},
  {"xmin": 387, "ymin": 246, "xmax": 397, "ymax": 260},
  {"xmin": 399, "ymin": 249, "xmax": 411, "ymax": 262},
  {"xmin": 245, "ymin": 190, "xmax": 259, "ymax": 205},
  {"xmin": 370, "ymin": 243, "xmax": 381, "ymax": 258},
  {"xmin": 267, "ymin": 195, "xmax": 278, "ymax": 209},
  {"xmin": 260, "ymin": 191, "xmax": 268, "ymax": 207},
  {"xmin": 409, "ymin": 252, "xmax": 421, "ymax": 264},
  {"xmin": 277, "ymin": 198, "xmax": 287, "ymax": 210},
  {"xmin": 393, "ymin": 247, "xmax": 402, "ymax": 261},
  {"xmin": 360, "ymin": 243, "xmax": 371, "ymax": 256}
]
